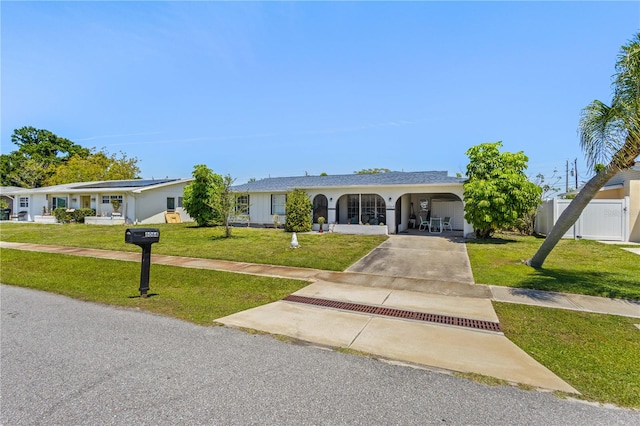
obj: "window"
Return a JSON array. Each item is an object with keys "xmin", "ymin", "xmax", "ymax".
[
  {"xmin": 235, "ymin": 194, "xmax": 250, "ymax": 215},
  {"xmin": 19, "ymin": 197, "xmax": 29, "ymax": 208},
  {"xmin": 167, "ymin": 197, "xmax": 175, "ymax": 211},
  {"xmin": 271, "ymin": 194, "xmax": 286, "ymax": 215},
  {"xmin": 177, "ymin": 197, "xmax": 183, "ymax": 208},
  {"xmin": 51, "ymin": 197, "xmax": 67, "ymax": 210},
  {"xmin": 102, "ymin": 195, "xmax": 123, "ymax": 204},
  {"xmin": 345, "ymin": 194, "xmax": 386, "ymax": 224}
]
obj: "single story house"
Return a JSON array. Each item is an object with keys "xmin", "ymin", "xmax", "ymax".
[
  {"xmin": 231, "ymin": 171, "xmax": 472, "ymax": 236},
  {"xmin": 535, "ymin": 162, "xmax": 640, "ymax": 242},
  {"xmin": 1, "ymin": 178, "xmax": 193, "ymax": 225}
]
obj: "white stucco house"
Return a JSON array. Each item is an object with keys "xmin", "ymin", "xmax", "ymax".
[
  {"xmin": 1, "ymin": 178, "xmax": 193, "ymax": 225},
  {"xmin": 231, "ymin": 171, "xmax": 472, "ymax": 236}
]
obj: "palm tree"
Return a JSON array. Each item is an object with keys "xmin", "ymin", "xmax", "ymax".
[{"xmin": 527, "ymin": 33, "xmax": 640, "ymax": 268}]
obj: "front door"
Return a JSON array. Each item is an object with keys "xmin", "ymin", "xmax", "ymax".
[{"xmin": 81, "ymin": 196, "xmax": 91, "ymax": 209}]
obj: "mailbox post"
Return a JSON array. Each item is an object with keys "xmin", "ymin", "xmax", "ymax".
[{"xmin": 125, "ymin": 228, "xmax": 160, "ymax": 297}]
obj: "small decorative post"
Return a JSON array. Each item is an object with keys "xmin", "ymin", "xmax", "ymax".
[{"xmin": 290, "ymin": 232, "xmax": 299, "ymax": 248}]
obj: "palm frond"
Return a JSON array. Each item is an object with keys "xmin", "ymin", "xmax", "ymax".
[{"xmin": 578, "ymin": 100, "xmax": 626, "ymax": 170}]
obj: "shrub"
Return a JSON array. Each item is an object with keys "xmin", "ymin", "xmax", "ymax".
[
  {"xmin": 53, "ymin": 207, "xmax": 71, "ymax": 223},
  {"xmin": 72, "ymin": 208, "xmax": 96, "ymax": 223},
  {"xmin": 284, "ymin": 189, "xmax": 313, "ymax": 232},
  {"xmin": 53, "ymin": 208, "xmax": 96, "ymax": 223}
]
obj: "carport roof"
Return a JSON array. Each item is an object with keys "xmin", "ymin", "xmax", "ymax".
[{"xmin": 232, "ymin": 171, "xmax": 465, "ymax": 192}]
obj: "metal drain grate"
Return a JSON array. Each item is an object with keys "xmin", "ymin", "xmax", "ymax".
[{"xmin": 282, "ymin": 295, "xmax": 502, "ymax": 332}]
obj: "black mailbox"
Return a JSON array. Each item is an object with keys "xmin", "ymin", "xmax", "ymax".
[
  {"xmin": 125, "ymin": 228, "xmax": 160, "ymax": 245},
  {"xmin": 125, "ymin": 228, "xmax": 160, "ymax": 297}
]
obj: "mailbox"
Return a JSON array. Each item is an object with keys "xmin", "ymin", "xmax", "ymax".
[
  {"xmin": 125, "ymin": 228, "xmax": 160, "ymax": 297},
  {"xmin": 125, "ymin": 228, "xmax": 160, "ymax": 245}
]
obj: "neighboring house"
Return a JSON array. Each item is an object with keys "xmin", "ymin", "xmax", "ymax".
[
  {"xmin": 0, "ymin": 186, "xmax": 23, "ymax": 218},
  {"xmin": 231, "ymin": 171, "xmax": 471, "ymax": 236},
  {"xmin": 535, "ymin": 162, "xmax": 640, "ymax": 242},
  {"xmin": 2, "ymin": 178, "xmax": 194, "ymax": 225}
]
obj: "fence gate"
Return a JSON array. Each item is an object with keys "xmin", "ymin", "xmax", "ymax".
[{"xmin": 555, "ymin": 198, "xmax": 628, "ymax": 241}]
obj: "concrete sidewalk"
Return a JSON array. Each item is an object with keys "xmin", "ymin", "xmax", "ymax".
[{"xmin": 2, "ymin": 238, "xmax": 638, "ymax": 393}]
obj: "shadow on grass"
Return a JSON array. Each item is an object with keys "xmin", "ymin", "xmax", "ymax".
[
  {"xmin": 128, "ymin": 293, "xmax": 159, "ymax": 299},
  {"xmin": 465, "ymin": 236, "xmax": 519, "ymax": 245},
  {"xmin": 514, "ymin": 268, "xmax": 640, "ymax": 301}
]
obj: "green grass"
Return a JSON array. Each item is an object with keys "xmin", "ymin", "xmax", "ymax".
[
  {"xmin": 494, "ymin": 302, "xmax": 640, "ymax": 408},
  {"xmin": 0, "ymin": 249, "xmax": 308, "ymax": 324},
  {"xmin": 466, "ymin": 233, "xmax": 640, "ymax": 300},
  {"xmin": 0, "ymin": 222, "xmax": 387, "ymax": 271}
]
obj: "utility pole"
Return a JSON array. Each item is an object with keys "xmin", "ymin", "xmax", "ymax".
[
  {"xmin": 574, "ymin": 158, "xmax": 578, "ymax": 190},
  {"xmin": 565, "ymin": 160, "xmax": 569, "ymax": 193}
]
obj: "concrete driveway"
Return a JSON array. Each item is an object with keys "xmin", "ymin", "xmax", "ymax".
[
  {"xmin": 218, "ymin": 234, "xmax": 578, "ymax": 393},
  {"xmin": 346, "ymin": 233, "xmax": 474, "ymax": 284}
]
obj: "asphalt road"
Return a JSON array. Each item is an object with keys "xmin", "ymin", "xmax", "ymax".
[{"xmin": 1, "ymin": 285, "xmax": 638, "ymax": 425}]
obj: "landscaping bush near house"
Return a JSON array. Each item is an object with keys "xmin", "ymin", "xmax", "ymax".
[
  {"xmin": 53, "ymin": 207, "xmax": 96, "ymax": 223},
  {"xmin": 284, "ymin": 189, "xmax": 313, "ymax": 232}
]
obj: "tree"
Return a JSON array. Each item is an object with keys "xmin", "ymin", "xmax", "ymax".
[
  {"xmin": 527, "ymin": 33, "xmax": 640, "ymax": 267},
  {"xmin": 516, "ymin": 170, "xmax": 562, "ymax": 235},
  {"xmin": 284, "ymin": 188, "xmax": 313, "ymax": 232},
  {"xmin": 182, "ymin": 165, "xmax": 223, "ymax": 227},
  {"xmin": 0, "ymin": 126, "xmax": 91, "ymax": 187},
  {"xmin": 463, "ymin": 142, "xmax": 542, "ymax": 238},
  {"xmin": 354, "ymin": 168, "xmax": 391, "ymax": 174},
  {"xmin": 10, "ymin": 126, "xmax": 89, "ymax": 160},
  {"xmin": 44, "ymin": 150, "xmax": 140, "ymax": 185},
  {"xmin": 210, "ymin": 174, "xmax": 235, "ymax": 238}
]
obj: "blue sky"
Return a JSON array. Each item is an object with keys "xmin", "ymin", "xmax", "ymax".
[{"xmin": 2, "ymin": 1, "xmax": 639, "ymax": 187}]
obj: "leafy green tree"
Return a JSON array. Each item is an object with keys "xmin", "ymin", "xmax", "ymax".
[
  {"xmin": 527, "ymin": 33, "xmax": 640, "ymax": 267},
  {"xmin": 0, "ymin": 126, "xmax": 91, "ymax": 187},
  {"xmin": 182, "ymin": 164, "xmax": 223, "ymax": 227},
  {"xmin": 10, "ymin": 126, "xmax": 89, "ymax": 160},
  {"xmin": 354, "ymin": 168, "xmax": 391, "ymax": 174},
  {"xmin": 284, "ymin": 188, "xmax": 313, "ymax": 232},
  {"xmin": 463, "ymin": 142, "xmax": 542, "ymax": 238},
  {"xmin": 210, "ymin": 174, "xmax": 235, "ymax": 238},
  {"xmin": 44, "ymin": 150, "xmax": 140, "ymax": 185}
]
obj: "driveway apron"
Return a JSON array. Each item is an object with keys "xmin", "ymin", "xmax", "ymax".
[{"xmin": 217, "ymin": 235, "xmax": 578, "ymax": 393}]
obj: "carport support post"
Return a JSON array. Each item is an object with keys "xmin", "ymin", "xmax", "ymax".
[{"xmin": 139, "ymin": 244, "xmax": 152, "ymax": 297}]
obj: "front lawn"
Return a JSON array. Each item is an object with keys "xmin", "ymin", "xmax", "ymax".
[
  {"xmin": 466, "ymin": 233, "xmax": 640, "ymax": 300},
  {"xmin": 0, "ymin": 249, "xmax": 308, "ymax": 324},
  {"xmin": 495, "ymin": 302, "xmax": 640, "ymax": 409},
  {"xmin": 0, "ymin": 222, "xmax": 387, "ymax": 271}
]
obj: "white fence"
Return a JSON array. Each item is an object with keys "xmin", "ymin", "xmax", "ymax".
[{"xmin": 535, "ymin": 197, "xmax": 630, "ymax": 242}]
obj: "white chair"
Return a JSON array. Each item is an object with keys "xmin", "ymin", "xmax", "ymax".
[
  {"xmin": 418, "ymin": 214, "xmax": 430, "ymax": 231},
  {"xmin": 442, "ymin": 217, "xmax": 452, "ymax": 231}
]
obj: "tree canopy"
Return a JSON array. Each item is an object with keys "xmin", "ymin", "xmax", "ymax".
[
  {"xmin": 182, "ymin": 164, "xmax": 223, "ymax": 227},
  {"xmin": 527, "ymin": 32, "xmax": 640, "ymax": 267},
  {"xmin": 1, "ymin": 126, "xmax": 139, "ymax": 188},
  {"xmin": 44, "ymin": 150, "xmax": 140, "ymax": 185},
  {"xmin": 354, "ymin": 168, "xmax": 390, "ymax": 174},
  {"xmin": 463, "ymin": 142, "xmax": 542, "ymax": 238}
]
